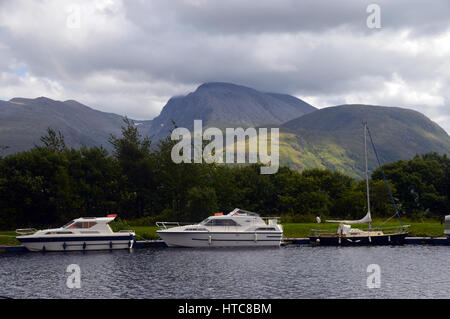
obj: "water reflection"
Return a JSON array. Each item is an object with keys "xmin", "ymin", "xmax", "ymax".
[{"xmin": 1, "ymin": 246, "xmax": 450, "ymax": 298}]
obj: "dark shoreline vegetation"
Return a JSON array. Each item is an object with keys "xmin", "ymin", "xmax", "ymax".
[{"xmin": 0, "ymin": 119, "xmax": 448, "ymax": 234}]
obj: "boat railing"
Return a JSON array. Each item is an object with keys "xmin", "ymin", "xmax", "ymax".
[
  {"xmin": 118, "ymin": 229, "xmax": 135, "ymax": 233},
  {"xmin": 156, "ymin": 222, "xmax": 190, "ymax": 229},
  {"xmin": 309, "ymin": 229, "xmax": 332, "ymax": 236},
  {"xmin": 261, "ymin": 217, "xmax": 281, "ymax": 225},
  {"xmin": 370, "ymin": 224, "xmax": 410, "ymax": 234},
  {"xmin": 15, "ymin": 228, "xmax": 37, "ymax": 235}
]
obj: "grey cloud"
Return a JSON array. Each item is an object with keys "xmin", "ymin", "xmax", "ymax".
[
  {"xmin": 0, "ymin": 0, "xmax": 448, "ymax": 132},
  {"xmin": 125, "ymin": 0, "xmax": 450, "ymax": 35}
]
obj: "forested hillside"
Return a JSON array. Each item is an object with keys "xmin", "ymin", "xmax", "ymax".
[{"xmin": 0, "ymin": 120, "xmax": 448, "ymax": 229}]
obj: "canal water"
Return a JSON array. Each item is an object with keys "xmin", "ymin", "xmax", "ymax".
[{"xmin": 1, "ymin": 245, "xmax": 449, "ymax": 298}]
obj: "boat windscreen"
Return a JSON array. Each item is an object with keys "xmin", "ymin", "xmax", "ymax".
[
  {"xmin": 228, "ymin": 208, "xmax": 260, "ymax": 216},
  {"xmin": 237, "ymin": 209, "xmax": 259, "ymax": 216},
  {"xmin": 63, "ymin": 220, "xmax": 75, "ymax": 228}
]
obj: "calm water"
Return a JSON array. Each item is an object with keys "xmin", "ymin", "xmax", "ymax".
[{"xmin": 1, "ymin": 245, "xmax": 450, "ymax": 299}]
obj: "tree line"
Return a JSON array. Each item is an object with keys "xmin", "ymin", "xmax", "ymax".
[{"xmin": 0, "ymin": 119, "xmax": 448, "ymax": 229}]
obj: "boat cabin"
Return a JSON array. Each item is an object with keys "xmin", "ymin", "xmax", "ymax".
[{"xmin": 61, "ymin": 216, "xmax": 116, "ymax": 233}]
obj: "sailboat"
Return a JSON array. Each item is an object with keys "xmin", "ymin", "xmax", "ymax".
[{"xmin": 309, "ymin": 123, "xmax": 409, "ymax": 246}]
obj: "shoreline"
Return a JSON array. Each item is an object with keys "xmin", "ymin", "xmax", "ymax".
[
  {"xmin": 2, "ymin": 236, "xmax": 450, "ymax": 253},
  {"xmin": 1, "ymin": 220, "xmax": 446, "ymax": 247}
]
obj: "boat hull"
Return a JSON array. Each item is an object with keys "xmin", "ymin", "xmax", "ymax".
[
  {"xmin": 157, "ymin": 231, "xmax": 283, "ymax": 248},
  {"xmin": 17, "ymin": 234, "xmax": 135, "ymax": 252},
  {"xmin": 309, "ymin": 233, "xmax": 407, "ymax": 246}
]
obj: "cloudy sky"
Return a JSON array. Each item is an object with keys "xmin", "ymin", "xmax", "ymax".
[{"xmin": 0, "ymin": 0, "xmax": 449, "ymax": 132}]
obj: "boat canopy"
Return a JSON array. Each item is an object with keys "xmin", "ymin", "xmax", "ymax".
[
  {"xmin": 325, "ymin": 211, "xmax": 372, "ymax": 225},
  {"xmin": 227, "ymin": 208, "xmax": 260, "ymax": 217}
]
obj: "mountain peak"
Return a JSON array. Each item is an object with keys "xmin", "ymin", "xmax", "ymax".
[
  {"xmin": 197, "ymin": 82, "xmax": 257, "ymax": 91},
  {"xmin": 9, "ymin": 96, "xmax": 57, "ymax": 104},
  {"xmin": 140, "ymin": 82, "xmax": 317, "ymax": 140},
  {"xmin": 284, "ymin": 104, "xmax": 447, "ymax": 135},
  {"xmin": 35, "ymin": 96, "xmax": 55, "ymax": 102},
  {"xmin": 280, "ymin": 104, "xmax": 450, "ymax": 177}
]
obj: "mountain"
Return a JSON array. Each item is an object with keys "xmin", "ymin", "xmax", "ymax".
[
  {"xmin": 280, "ymin": 105, "xmax": 450, "ymax": 177},
  {"xmin": 0, "ymin": 97, "xmax": 125, "ymax": 155},
  {"xmin": 139, "ymin": 82, "xmax": 317, "ymax": 141},
  {"xmin": 1, "ymin": 86, "xmax": 449, "ymax": 179}
]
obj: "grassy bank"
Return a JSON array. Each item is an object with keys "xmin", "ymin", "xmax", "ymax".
[
  {"xmin": 0, "ymin": 231, "xmax": 21, "ymax": 246},
  {"xmin": 283, "ymin": 220, "xmax": 445, "ymax": 238},
  {"xmin": 125, "ymin": 219, "xmax": 446, "ymax": 239},
  {"xmin": 1, "ymin": 220, "xmax": 445, "ymax": 246}
]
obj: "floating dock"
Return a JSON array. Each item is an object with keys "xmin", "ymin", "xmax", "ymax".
[
  {"xmin": 283, "ymin": 238, "xmax": 309, "ymax": 245},
  {"xmin": 404, "ymin": 237, "xmax": 448, "ymax": 245},
  {"xmin": 283, "ymin": 237, "xmax": 450, "ymax": 246},
  {"xmin": 1, "ymin": 237, "xmax": 449, "ymax": 253},
  {"xmin": 0, "ymin": 245, "xmax": 27, "ymax": 253}
]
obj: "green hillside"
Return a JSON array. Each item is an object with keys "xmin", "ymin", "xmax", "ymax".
[{"xmin": 281, "ymin": 105, "xmax": 450, "ymax": 178}]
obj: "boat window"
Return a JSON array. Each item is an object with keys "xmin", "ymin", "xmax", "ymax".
[
  {"xmin": 255, "ymin": 227, "xmax": 276, "ymax": 231},
  {"xmin": 200, "ymin": 218, "xmax": 210, "ymax": 225},
  {"xmin": 184, "ymin": 228, "xmax": 207, "ymax": 231},
  {"xmin": 67, "ymin": 222, "xmax": 97, "ymax": 229},
  {"xmin": 204, "ymin": 219, "xmax": 240, "ymax": 226},
  {"xmin": 63, "ymin": 220, "xmax": 75, "ymax": 228},
  {"xmin": 45, "ymin": 231, "xmax": 73, "ymax": 235}
]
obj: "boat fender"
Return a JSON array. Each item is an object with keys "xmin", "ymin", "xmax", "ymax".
[
  {"xmin": 83, "ymin": 242, "xmax": 87, "ymax": 250},
  {"xmin": 316, "ymin": 238, "xmax": 320, "ymax": 244},
  {"xmin": 63, "ymin": 242, "xmax": 67, "ymax": 250},
  {"xmin": 208, "ymin": 235, "xmax": 212, "ymax": 245},
  {"xmin": 42, "ymin": 245, "xmax": 46, "ymax": 252},
  {"xmin": 388, "ymin": 236, "xmax": 391, "ymax": 242},
  {"xmin": 109, "ymin": 241, "xmax": 113, "ymax": 249},
  {"xmin": 338, "ymin": 237, "xmax": 341, "ymax": 245},
  {"xmin": 369, "ymin": 236, "xmax": 372, "ymax": 243},
  {"xmin": 254, "ymin": 233, "xmax": 258, "ymax": 242}
]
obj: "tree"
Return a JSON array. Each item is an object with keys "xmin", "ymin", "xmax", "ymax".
[
  {"xmin": 372, "ymin": 153, "xmax": 450, "ymax": 218},
  {"xmin": 185, "ymin": 186, "xmax": 218, "ymax": 221},
  {"xmin": 109, "ymin": 117, "xmax": 155, "ymax": 218},
  {"xmin": 38, "ymin": 128, "xmax": 67, "ymax": 152},
  {"xmin": 152, "ymin": 134, "xmax": 214, "ymax": 217}
]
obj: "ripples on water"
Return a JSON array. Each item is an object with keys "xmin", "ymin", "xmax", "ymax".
[{"xmin": 1, "ymin": 246, "xmax": 450, "ymax": 299}]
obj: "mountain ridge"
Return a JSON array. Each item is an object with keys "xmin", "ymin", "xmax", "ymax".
[
  {"xmin": 140, "ymin": 82, "xmax": 317, "ymax": 141},
  {"xmin": 0, "ymin": 83, "xmax": 449, "ymax": 178},
  {"xmin": 280, "ymin": 104, "xmax": 450, "ymax": 177},
  {"xmin": 0, "ymin": 97, "xmax": 125, "ymax": 155}
]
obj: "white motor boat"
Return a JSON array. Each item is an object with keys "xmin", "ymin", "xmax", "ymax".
[
  {"xmin": 16, "ymin": 215, "xmax": 135, "ymax": 252},
  {"xmin": 157, "ymin": 208, "xmax": 283, "ymax": 247}
]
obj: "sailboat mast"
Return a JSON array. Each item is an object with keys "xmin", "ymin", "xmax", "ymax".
[{"xmin": 364, "ymin": 122, "xmax": 371, "ymax": 231}]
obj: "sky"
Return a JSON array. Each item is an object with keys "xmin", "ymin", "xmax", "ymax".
[{"xmin": 0, "ymin": 0, "xmax": 449, "ymax": 133}]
